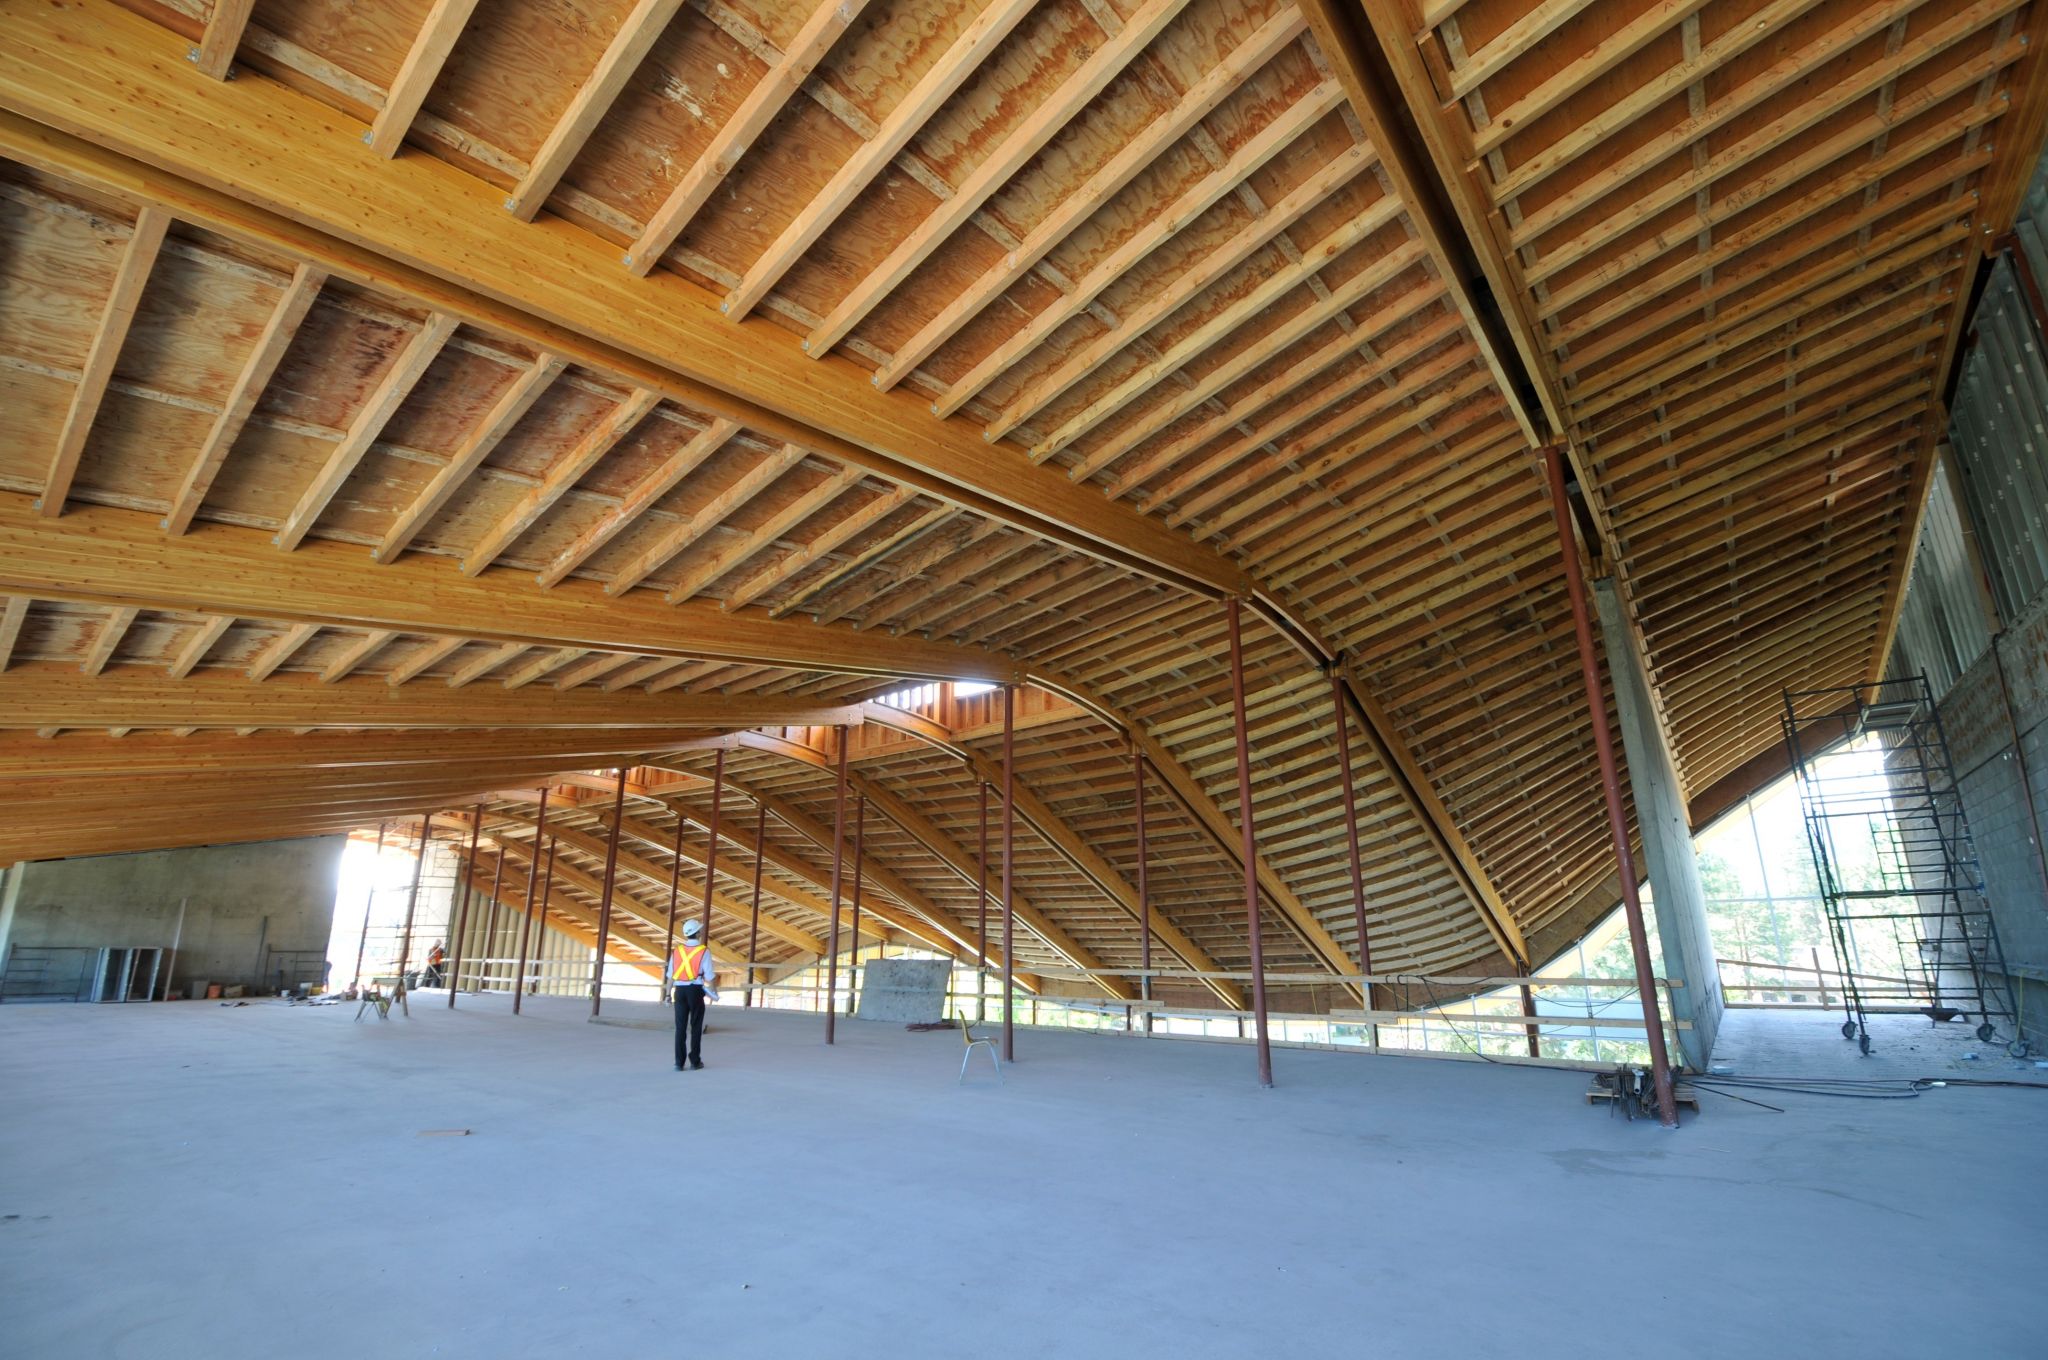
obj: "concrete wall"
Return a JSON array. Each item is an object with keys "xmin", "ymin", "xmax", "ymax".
[
  {"xmin": 1910, "ymin": 591, "xmax": 2048, "ymax": 1047},
  {"xmin": 0, "ymin": 836, "xmax": 347, "ymax": 999}
]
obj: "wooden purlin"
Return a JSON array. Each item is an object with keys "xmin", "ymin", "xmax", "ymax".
[
  {"xmin": 1366, "ymin": 0, "xmax": 2032, "ymax": 832},
  {"xmin": 0, "ymin": 5, "xmax": 1531, "ymax": 964},
  {"xmin": 0, "ymin": 8, "xmax": 1255, "ymax": 592},
  {"xmin": 0, "ymin": 0, "xmax": 1916, "ymax": 987}
]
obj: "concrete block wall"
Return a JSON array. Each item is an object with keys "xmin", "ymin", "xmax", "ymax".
[{"xmin": 0, "ymin": 836, "xmax": 347, "ymax": 999}]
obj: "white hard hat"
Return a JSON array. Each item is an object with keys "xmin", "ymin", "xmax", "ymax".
[{"xmin": 682, "ymin": 919, "xmax": 703, "ymax": 938}]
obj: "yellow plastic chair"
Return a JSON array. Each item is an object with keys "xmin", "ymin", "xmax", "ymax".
[{"xmin": 957, "ymin": 1013, "xmax": 1001, "ymax": 1084}]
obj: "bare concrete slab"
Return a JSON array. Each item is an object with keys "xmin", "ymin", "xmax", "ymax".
[{"xmin": 1, "ymin": 995, "xmax": 2042, "ymax": 1358}]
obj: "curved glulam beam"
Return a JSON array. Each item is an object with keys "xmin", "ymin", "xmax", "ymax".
[
  {"xmin": 0, "ymin": 496, "xmax": 1014, "ymax": 683},
  {"xmin": 0, "ymin": 1, "xmax": 1519, "ymax": 965}
]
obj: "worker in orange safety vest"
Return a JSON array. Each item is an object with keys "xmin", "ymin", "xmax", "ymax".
[{"xmin": 667, "ymin": 918, "xmax": 719, "ymax": 1070}]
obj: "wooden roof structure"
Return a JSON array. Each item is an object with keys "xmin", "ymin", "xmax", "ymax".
[{"xmin": 0, "ymin": 0, "xmax": 2041, "ymax": 999}]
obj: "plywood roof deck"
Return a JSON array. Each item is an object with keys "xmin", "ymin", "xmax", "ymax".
[{"xmin": 0, "ymin": 0, "xmax": 2039, "ymax": 1007}]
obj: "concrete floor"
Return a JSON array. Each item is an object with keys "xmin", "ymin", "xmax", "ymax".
[{"xmin": 2, "ymin": 995, "xmax": 2043, "ymax": 1359}]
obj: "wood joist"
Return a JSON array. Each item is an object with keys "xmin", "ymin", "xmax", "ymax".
[
  {"xmin": 0, "ymin": 0, "xmax": 2034, "ymax": 999},
  {"xmin": 0, "ymin": 0, "xmax": 1538, "ymax": 941}
]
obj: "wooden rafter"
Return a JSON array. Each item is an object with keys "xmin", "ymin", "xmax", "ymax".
[
  {"xmin": 375, "ymin": 352, "xmax": 565, "ymax": 563},
  {"xmin": 664, "ymin": 467, "xmax": 863, "ymax": 605},
  {"xmin": 723, "ymin": 0, "xmax": 1039, "ymax": 321},
  {"xmin": 504, "ymin": 0, "xmax": 687, "ymax": 221},
  {"xmin": 80, "ymin": 606, "xmax": 138, "ymax": 676},
  {"xmin": 462, "ymin": 388, "xmax": 661, "ymax": 575},
  {"xmin": 41, "ymin": 205, "xmax": 170, "ymax": 517},
  {"xmin": 535, "ymin": 417, "xmax": 742, "ymax": 588},
  {"xmin": 0, "ymin": 597, "xmax": 31, "ymax": 673},
  {"xmin": 623, "ymin": 0, "xmax": 871, "ymax": 277},
  {"xmin": 276, "ymin": 312, "xmax": 459, "ymax": 551},
  {"xmin": 871, "ymin": 7, "xmax": 1310, "ymax": 393},
  {"xmin": 190, "ymin": 0, "xmax": 255, "ymax": 80},
  {"xmin": 364, "ymin": 0, "xmax": 482, "ymax": 159},
  {"xmin": 164, "ymin": 262, "xmax": 326, "ymax": 536},
  {"xmin": 803, "ymin": 0, "xmax": 1197, "ymax": 358}
]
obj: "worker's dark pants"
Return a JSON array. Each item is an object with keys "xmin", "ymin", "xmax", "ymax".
[{"xmin": 673, "ymin": 986, "xmax": 707, "ymax": 1066}]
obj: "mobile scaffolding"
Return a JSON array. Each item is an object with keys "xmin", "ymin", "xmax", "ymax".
[{"xmin": 1780, "ymin": 676, "xmax": 2026, "ymax": 1057}]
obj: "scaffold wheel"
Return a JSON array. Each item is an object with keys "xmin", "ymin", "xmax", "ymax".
[
  {"xmin": 1976, "ymin": 1021, "xmax": 1997, "ymax": 1043},
  {"xmin": 1841, "ymin": 1020, "xmax": 1859, "ymax": 1039}
]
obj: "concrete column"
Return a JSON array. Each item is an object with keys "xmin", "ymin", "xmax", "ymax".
[
  {"xmin": 0, "ymin": 862, "xmax": 23, "ymax": 978},
  {"xmin": 1593, "ymin": 579, "xmax": 1724, "ymax": 1068}
]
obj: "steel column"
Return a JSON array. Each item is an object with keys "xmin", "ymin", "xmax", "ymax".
[
  {"xmin": 513, "ymin": 787, "xmax": 548, "ymax": 1015},
  {"xmin": 1133, "ymin": 735, "xmax": 1152, "ymax": 1033},
  {"xmin": 1519, "ymin": 966, "xmax": 1541, "ymax": 1058},
  {"xmin": 1543, "ymin": 445, "xmax": 1678, "ymax": 1127},
  {"xmin": 1226, "ymin": 599, "xmax": 1274, "ymax": 1087},
  {"xmin": 849, "ymin": 792, "xmax": 865, "ymax": 1015},
  {"xmin": 532, "ymin": 837, "xmax": 557, "ymax": 992},
  {"xmin": 448, "ymin": 803, "xmax": 482, "ymax": 1009},
  {"xmin": 1330, "ymin": 671, "xmax": 1373, "ymax": 1021},
  {"xmin": 395, "ymin": 813, "xmax": 431, "ymax": 990},
  {"xmin": 745, "ymin": 801, "xmax": 766, "ymax": 1008},
  {"xmin": 590, "ymin": 765, "xmax": 628, "ymax": 1018},
  {"xmin": 350, "ymin": 821, "xmax": 387, "ymax": 991},
  {"xmin": 825, "ymin": 730, "xmax": 848, "ymax": 1044},
  {"xmin": 1001, "ymin": 683, "xmax": 1016, "ymax": 1062},
  {"xmin": 977, "ymin": 780, "xmax": 989, "ymax": 1023},
  {"xmin": 662, "ymin": 807, "xmax": 685, "ymax": 1003},
  {"xmin": 700, "ymin": 749, "xmax": 725, "ymax": 938},
  {"xmin": 476, "ymin": 843, "xmax": 505, "ymax": 992}
]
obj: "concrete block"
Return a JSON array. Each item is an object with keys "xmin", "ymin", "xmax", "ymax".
[{"xmin": 855, "ymin": 959, "xmax": 950, "ymax": 1023}]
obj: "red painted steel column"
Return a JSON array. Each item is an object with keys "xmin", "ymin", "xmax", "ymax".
[
  {"xmin": 662, "ymin": 809, "xmax": 685, "ymax": 1003},
  {"xmin": 533, "ymin": 837, "xmax": 557, "ymax": 989},
  {"xmin": 448, "ymin": 802, "xmax": 483, "ymax": 1008},
  {"xmin": 849, "ymin": 793, "xmax": 866, "ymax": 1014},
  {"xmin": 745, "ymin": 802, "xmax": 766, "ymax": 1008},
  {"xmin": 477, "ymin": 841, "xmax": 505, "ymax": 993},
  {"xmin": 976, "ymin": 781, "xmax": 989, "ymax": 1023},
  {"xmin": 1001, "ymin": 683, "xmax": 1017, "ymax": 1062},
  {"xmin": 590, "ymin": 766, "xmax": 628, "ymax": 1018},
  {"xmin": 700, "ymin": 750, "xmax": 725, "ymax": 938},
  {"xmin": 1330, "ymin": 672, "xmax": 1373, "ymax": 1003},
  {"xmin": 395, "ymin": 813, "xmax": 431, "ymax": 988},
  {"xmin": 513, "ymin": 787, "xmax": 547, "ymax": 1015},
  {"xmin": 1226, "ymin": 600, "xmax": 1274, "ymax": 1087},
  {"xmin": 1133, "ymin": 735, "xmax": 1152, "ymax": 1033},
  {"xmin": 824, "ymin": 730, "xmax": 849, "ymax": 1044},
  {"xmin": 350, "ymin": 821, "xmax": 387, "ymax": 992},
  {"xmin": 1519, "ymin": 966, "xmax": 1542, "ymax": 1058},
  {"xmin": 1543, "ymin": 445, "xmax": 1678, "ymax": 1127}
]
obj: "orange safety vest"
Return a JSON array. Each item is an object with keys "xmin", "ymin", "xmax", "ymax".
[{"xmin": 671, "ymin": 943, "xmax": 708, "ymax": 985}]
